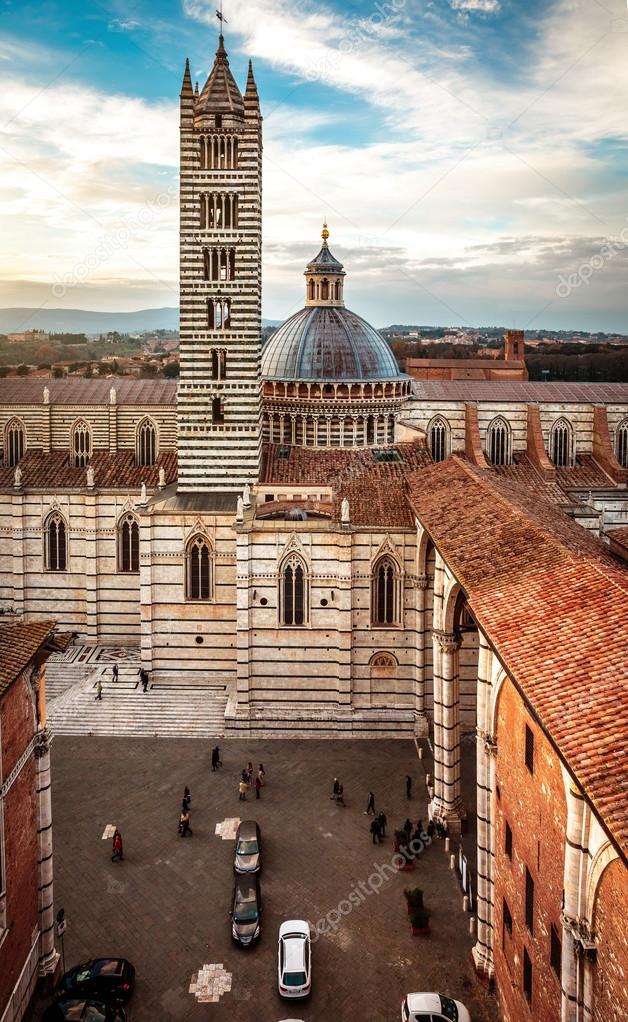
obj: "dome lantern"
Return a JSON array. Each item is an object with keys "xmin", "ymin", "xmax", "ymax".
[{"xmin": 304, "ymin": 223, "xmax": 346, "ymax": 307}]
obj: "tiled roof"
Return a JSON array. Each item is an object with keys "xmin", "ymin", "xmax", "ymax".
[
  {"xmin": 555, "ymin": 455, "xmax": 615, "ymax": 490},
  {"xmin": 491, "ymin": 454, "xmax": 615, "ymax": 503},
  {"xmin": 407, "ymin": 457, "xmax": 628, "ymax": 855},
  {"xmin": 0, "ymin": 619, "xmax": 55, "ymax": 695},
  {"xmin": 410, "ymin": 381, "xmax": 628, "ymax": 403},
  {"xmin": 261, "ymin": 442, "xmax": 432, "ymax": 528},
  {"xmin": 0, "ymin": 449, "xmax": 178, "ymax": 489},
  {"xmin": 0, "ymin": 378, "xmax": 176, "ymax": 405}
]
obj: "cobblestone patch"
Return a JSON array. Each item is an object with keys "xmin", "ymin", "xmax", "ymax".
[
  {"xmin": 215, "ymin": 817, "xmax": 240, "ymax": 840},
  {"xmin": 189, "ymin": 963, "xmax": 232, "ymax": 1004}
]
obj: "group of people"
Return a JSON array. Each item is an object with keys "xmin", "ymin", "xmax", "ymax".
[
  {"xmin": 330, "ymin": 777, "xmax": 346, "ymax": 806},
  {"xmin": 95, "ymin": 663, "xmax": 149, "ymax": 701},
  {"xmin": 178, "ymin": 786, "xmax": 192, "ymax": 837},
  {"xmin": 238, "ymin": 762, "xmax": 265, "ymax": 800}
]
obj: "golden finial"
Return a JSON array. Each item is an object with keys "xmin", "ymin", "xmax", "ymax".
[{"xmin": 321, "ymin": 220, "xmax": 329, "ymax": 242}]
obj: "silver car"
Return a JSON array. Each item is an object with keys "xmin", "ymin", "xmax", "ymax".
[{"xmin": 234, "ymin": 820, "xmax": 261, "ymax": 874}]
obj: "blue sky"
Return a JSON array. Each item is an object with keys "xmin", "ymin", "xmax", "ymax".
[{"xmin": 1, "ymin": 0, "xmax": 628, "ymax": 331}]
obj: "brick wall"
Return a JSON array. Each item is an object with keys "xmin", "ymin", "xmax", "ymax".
[
  {"xmin": 493, "ymin": 677, "xmax": 566, "ymax": 1022},
  {"xmin": 0, "ymin": 673, "xmax": 40, "ymax": 1015},
  {"xmin": 593, "ymin": 857, "xmax": 628, "ymax": 1020}
]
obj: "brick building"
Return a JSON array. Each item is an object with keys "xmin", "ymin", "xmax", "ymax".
[{"xmin": 0, "ymin": 620, "xmax": 65, "ymax": 1022}]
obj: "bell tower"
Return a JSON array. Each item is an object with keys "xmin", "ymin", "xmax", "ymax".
[{"xmin": 177, "ymin": 35, "xmax": 263, "ymax": 492}]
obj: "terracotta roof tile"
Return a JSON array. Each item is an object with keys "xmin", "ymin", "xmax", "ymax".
[
  {"xmin": 0, "ymin": 619, "xmax": 55, "ymax": 695},
  {"xmin": 407, "ymin": 457, "xmax": 628, "ymax": 855},
  {"xmin": 0, "ymin": 449, "xmax": 178, "ymax": 489},
  {"xmin": 0, "ymin": 377, "xmax": 176, "ymax": 406},
  {"xmin": 410, "ymin": 381, "xmax": 628, "ymax": 403}
]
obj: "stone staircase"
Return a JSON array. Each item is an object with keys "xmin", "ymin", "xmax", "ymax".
[
  {"xmin": 45, "ymin": 648, "xmax": 228, "ymax": 739},
  {"xmin": 226, "ymin": 704, "xmax": 419, "ymax": 739}
]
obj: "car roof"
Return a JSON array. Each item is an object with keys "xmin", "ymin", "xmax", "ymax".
[
  {"xmin": 237, "ymin": 820, "xmax": 260, "ymax": 839},
  {"xmin": 234, "ymin": 874, "xmax": 259, "ymax": 900},
  {"xmin": 279, "ymin": 919, "xmax": 309, "ymax": 938},
  {"xmin": 407, "ymin": 993, "xmax": 445, "ymax": 1012}
]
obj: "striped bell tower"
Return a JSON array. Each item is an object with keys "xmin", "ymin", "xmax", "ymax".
[{"xmin": 177, "ymin": 35, "xmax": 263, "ymax": 492}]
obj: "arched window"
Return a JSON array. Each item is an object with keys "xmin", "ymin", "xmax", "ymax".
[
  {"xmin": 616, "ymin": 418, "xmax": 628, "ymax": 468},
  {"xmin": 280, "ymin": 554, "xmax": 307, "ymax": 626},
  {"xmin": 550, "ymin": 418, "xmax": 574, "ymax": 467},
  {"xmin": 45, "ymin": 512, "xmax": 67, "ymax": 571},
  {"xmin": 71, "ymin": 420, "xmax": 91, "ymax": 468},
  {"xmin": 5, "ymin": 417, "xmax": 25, "ymax": 467},
  {"xmin": 427, "ymin": 416, "xmax": 449, "ymax": 463},
  {"xmin": 118, "ymin": 513, "xmax": 140, "ymax": 573},
  {"xmin": 308, "ymin": 280, "xmax": 315, "ymax": 301},
  {"xmin": 334, "ymin": 280, "xmax": 342, "ymax": 301},
  {"xmin": 371, "ymin": 555, "xmax": 401, "ymax": 626},
  {"xmin": 186, "ymin": 534, "xmax": 213, "ymax": 601},
  {"xmin": 212, "ymin": 397, "xmax": 225, "ymax": 424},
  {"xmin": 136, "ymin": 418, "xmax": 157, "ymax": 466},
  {"xmin": 486, "ymin": 416, "xmax": 512, "ymax": 466},
  {"xmin": 321, "ymin": 278, "xmax": 329, "ymax": 300}
]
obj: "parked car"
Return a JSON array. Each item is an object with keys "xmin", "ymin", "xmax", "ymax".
[
  {"xmin": 57, "ymin": 959, "xmax": 135, "ymax": 1004},
  {"xmin": 234, "ymin": 820, "xmax": 262, "ymax": 874},
  {"xmin": 43, "ymin": 998, "xmax": 126, "ymax": 1021},
  {"xmin": 231, "ymin": 873, "xmax": 262, "ymax": 946},
  {"xmin": 401, "ymin": 992, "xmax": 471, "ymax": 1022},
  {"xmin": 277, "ymin": 920, "xmax": 311, "ymax": 999}
]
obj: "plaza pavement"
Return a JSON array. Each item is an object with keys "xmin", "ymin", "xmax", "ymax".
[{"xmin": 27, "ymin": 737, "xmax": 498, "ymax": 1022}]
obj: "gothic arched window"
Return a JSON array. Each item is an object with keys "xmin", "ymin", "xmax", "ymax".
[
  {"xmin": 136, "ymin": 418, "xmax": 157, "ymax": 467},
  {"xmin": 118, "ymin": 513, "xmax": 140, "ymax": 573},
  {"xmin": 308, "ymin": 279, "xmax": 315, "ymax": 301},
  {"xmin": 616, "ymin": 418, "xmax": 628, "ymax": 468},
  {"xmin": 321, "ymin": 278, "xmax": 329, "ymax": 301},
  {"xmin": 550, "ymin": 418, "xmax": 574, "ymax": 467},
  {"xmin": 45, "ymin": 512, "xmax": 67, "ymax": 571},
  {"xmin": 280, "ymin": 554, "xmax": 308, "ymax": 626},
  {"xmin": 186, "ymin": 534, "xmax": 213, "ymax": 601},
  {"xmin": 486, "ymin": 416, "xmax": 512, "ymax": 466},
  {"xmin": 71, "ymin": 420, "xmax": 91, "ymax": 468},
  {"xmin": 5, "ymin": 417, "xmax": 25, "ymax": 467},
  {"xmin": 371, "ymin": 555, "xmax": 401, "ymax": 626},
  {"xmin": 427, "ymin": 416, "xmax": 449, "ymax": 463}
]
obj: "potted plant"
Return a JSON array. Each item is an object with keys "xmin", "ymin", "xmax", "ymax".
[
  {"xmin": 404, "ymin": 888, "xmax": 424, "ymax": 915},
  {"xmin": 410, "ymin": 905, "xmax": 431, "ymax": 936}
]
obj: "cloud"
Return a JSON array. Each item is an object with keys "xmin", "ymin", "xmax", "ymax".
[
  {"xmin": 450, "ymin": 0, "xmax": 501, "ymax": 11},
  {"xmin": 108, "ymin": 19, "xmax": 140, "ymax": 32}
]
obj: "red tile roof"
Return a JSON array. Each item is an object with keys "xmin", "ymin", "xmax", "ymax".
[
  {"xmin": 261, "ymin": 442, "xmax": 432, "ymax": 528},
  {"xmin": 410, "ymin": 381, "xmax": 628, "ymax": 403},
  {"xmin": 407, "ymin": 457, "xmax": 628, "ymax": 856},
  {"xmin": 0, "ymin": 378, "xmax": 176, "ymax": 405},
  {"xmin": 0, "ymin": 619, "xmax": 55, "ymax": 695},
  {"xmin": 0, "ymin": 449, "xmax": 178, "ymax": 489}
]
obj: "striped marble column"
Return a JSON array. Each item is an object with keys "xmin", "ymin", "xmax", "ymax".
[
  {"xmin": 472, "ymin": 635, "xmax": 495, "ymax": 976},
  {"xmin": 431, "ymin": 629, "xmax": 465, "ymax": 830},
  {"xmin": 34, "ymin": 726, "xmax": 60, "ymax": 980}
]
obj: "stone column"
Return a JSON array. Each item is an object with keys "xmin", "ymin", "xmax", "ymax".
[
  {"xmin": 35, "ymin": 727, "xmax": 60, "ymax": 982},
  {"xmin": 431, "ymin": 629, "xmax": 465, "ymax": 830},
  {"xmin": 473, "ymin": 729, "xmax": 497, "ymax": 975},
  {"xmin": 561, "ymin": 781, "xmax": 592, "ymax": 1022},
  {"xmin": 413, "ymin": 575, "xmax": 429, "ymax": 734}
]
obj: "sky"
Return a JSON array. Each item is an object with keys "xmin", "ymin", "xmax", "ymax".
[{"xmin": 1, "ymin": 0, "xmax": 627, "ymax": 331}]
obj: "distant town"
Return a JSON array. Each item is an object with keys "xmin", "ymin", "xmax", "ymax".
[{"xmin": 1, "ymin": 320, "xmax": 627, "ymax": 382}]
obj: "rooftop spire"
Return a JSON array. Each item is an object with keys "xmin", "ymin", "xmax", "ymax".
[
  {"xmin": 321, "ymin": 220, "xmax": 330, "ymax": 244},
  {"xmin": 180, "ymin": 56, "xmax": 193, "ymax": 98},
  {"xmin": 244, "ymin": 59, "xmax": 260, "ymax": 116}
]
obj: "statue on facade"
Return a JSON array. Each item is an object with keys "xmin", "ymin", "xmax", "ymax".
[
  {"xmin": 13, "ymin": 465, "xmax": 22, "ymax": 487},
  {"xmin": 86, "ymin": 465, "xmax": 95, "ymax": 488},
  {"xmin": 243, "ymin": 482, "xmax": 251, "ymax": 508},
  {"xmin": 158, "ymin": 466, "xmax": 166, "ymax": 488},
  {"xmin": 341, "ymin": 497, "xmax": 350, "ymax": 525},
  {"xmin": 140, "ymin": 481, "xmax": 147, "ymax": 504},
  {"xmin": 43, "ymin": 385, "xmax": 50, "ymax": 405},
  {"xmin": 110, "ymin": 386, "xmax": 117, "ymax": 405},
  {"xmin": 236, "ymin": 496, "xmax": 244, "ymax": 523}
]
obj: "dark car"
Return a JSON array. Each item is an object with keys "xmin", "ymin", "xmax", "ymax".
[
  {"xmin": 58, "ymin": 960, "xmax": 135, "ymax": 1004},
  {"xmin": 234, "ymin": 820, "xmax": 261, "ymax": 874},
  {"xmin": 231, "ymin": 873, "xmax": 262, "ymax": 946},
  {"xmin": 42, "ymin": 998, "xmax": 126, "ymax": 1021}
]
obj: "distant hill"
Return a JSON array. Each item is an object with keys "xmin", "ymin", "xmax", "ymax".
[{"xmin": 0, "ymin": 308, "xmax": 282, "ymax": 334}]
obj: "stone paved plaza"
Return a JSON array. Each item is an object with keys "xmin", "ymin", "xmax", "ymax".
[{"xmin": 28, "ymin": 737, "xmax": 497, "ymax": 1022}]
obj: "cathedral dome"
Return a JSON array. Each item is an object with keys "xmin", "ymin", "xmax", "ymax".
[{"xmin": 261, "ymin": 305, "xmax": 402, "ymax": 382}]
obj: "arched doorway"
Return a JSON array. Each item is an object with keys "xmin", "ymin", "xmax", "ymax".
[{"xmin": 369, "ymin": 652, "xmax": 398, "ymax": 708}]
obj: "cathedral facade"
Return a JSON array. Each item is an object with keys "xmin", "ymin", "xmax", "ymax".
[{"xmin": 0, "ymin": 35, "xmax": 628, "ymax": 1018}]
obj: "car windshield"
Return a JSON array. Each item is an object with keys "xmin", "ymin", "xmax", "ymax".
[
  {"xmin": 74, "ymin": 968, "xmax": 93, "ymax": 983},
  {"xmin": 237, "ymin": 840, "xmax": 258, "ymax": 855},
  {"xmin": 234, "ymin": 905, "xmax": 259, "ymax": 923},
  {"xmin": 283, "ymin": 971, "xmax": 307, "ymax": 987},
  {"xmin": 92, "ymin": 961, "xmax": 121, "ymax": 977},
  {"xmin": 439, "ymin": 996, "xmax": 459, "ymax": 1021}
]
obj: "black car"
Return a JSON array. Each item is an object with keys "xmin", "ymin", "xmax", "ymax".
[
  {"xmin": 42, "ymin": 998, "xmax": 126, "ymax": 1021},
  {"xmin": 58, "ymin": 960, "xmax": 135, "ymax": 1004},
  {"xmin": 231, "ymin": 873, "xmax": 262, "ymax": 946},
  {"xmin": 234, "ymin": 820, "xmax": 262, "ymax": 874}
]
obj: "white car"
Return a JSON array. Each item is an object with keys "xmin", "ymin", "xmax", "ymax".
[
  {"xmin": 277, "ymin": 920, "xmax": 311, "ymax": 1000},
  {"xmin": 401, "ymin": 992, "xmax": 471, "ymax": 1022}
]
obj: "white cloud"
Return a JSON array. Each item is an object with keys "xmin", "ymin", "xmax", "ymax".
[{"xmin": 450, "ymin": 0, "xmax": 501, "ymax": 11}]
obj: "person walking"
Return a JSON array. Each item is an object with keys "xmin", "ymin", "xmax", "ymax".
[
  {"xmin": 405, "ymin": 774, "xmax": 412, "ymax": 799},
  {"xmin": 95, "ymin": 679, "xmax": 103, "ymax": 701},
  {"xmin": 238, "ymin": 779, "xmax": 248, "ymax": 801},
  {"xmin": 112, "ymin": 664, "xmax": 119, "ymax": 683},
  {"xmin": 370, "ymin": 817, "xmax": 382, "ymax": 845},
  {"xmin": 403, "ymin": 818, "xmax": 413, "ymax": 842},
  {"xmin": 377, "ymin": 811, "xmax": 387, "ymax": 839},
  {"xmin": 330, "ymin": 777, "xmax": 340, "ymax": 801},
  {"xmin": 247, "ymin": 761, "xmax": 254, "ymax": 782},
  {"xmin": 364, "ymin": 791, "xmax": 376, "ymax": 815},
  {"xmin": 258, "ymin": 763, "xmax": 265, "ymax": 785},
  {"xmin": 416, "ymin": 818, "xmax": 423, "ymax": 836},
  {"xmin": 427, "ymin": 819, "xmax": 435, "ymax": 840},
  {"xmin": 111, "ymin": 829, "xmax": 124, "ymax": 861},
  {"xmin": 179, "ymin": 809, "xmax": 192, "ymax": 837},
  {"xmin": 211, "ymin": 746, "xmax": 221, "ymax": 771},
  {"xmin": 335, "ymin": 783, "xmax": 345, "ymax": 806},
  {"xmin": 254, "ymin": 775, "xmax": 262, "ymax": 800},
  {"xmin": 182, "ymin": 787, "xmax": 191, "ymax": 812},
  {"xmin": 140, "ymin": 668, "xmax": 149, "ymax": 692}
]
